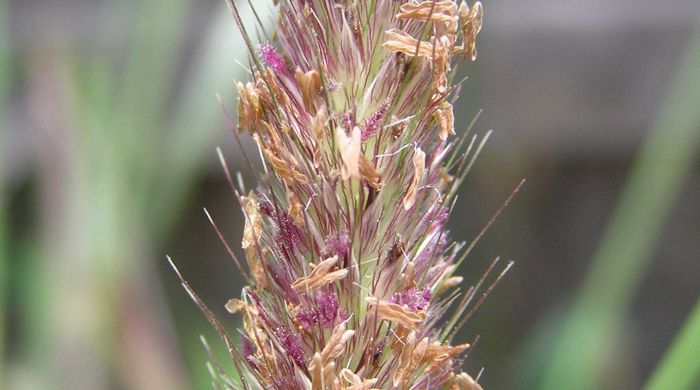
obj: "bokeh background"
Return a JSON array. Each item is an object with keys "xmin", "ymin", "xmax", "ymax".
[{"xmin": 2, "ymin": 0, "xmax": 700, "ymax": 389}]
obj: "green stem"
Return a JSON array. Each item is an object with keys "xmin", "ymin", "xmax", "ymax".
[
  {"xmin": 645, "ymin": 299, "xmax": 700, "ymax": 390},
  {"xmin": 0, "ymin": 0, "xmax": 10, "ymax": 381},
  {"xmin": 148, "ymin": 3, "xmax": 274, "ymax": 240},
  {"xmin": 538, "ymin": 20, "xmax": 700, "ymax": 390}
]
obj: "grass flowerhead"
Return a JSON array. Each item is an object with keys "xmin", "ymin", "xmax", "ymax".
[{"xmin": 171, "ymin": 1, "xmax": 521, "ymax": 389}]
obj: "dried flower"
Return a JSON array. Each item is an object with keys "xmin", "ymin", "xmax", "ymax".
[{"xmin": 171, "ymin": 1, "xmax": 512, "ymax": 389}]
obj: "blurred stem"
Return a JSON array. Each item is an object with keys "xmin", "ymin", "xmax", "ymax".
[
  {"xmin": 148, "ymin": 4, "xmax": 272, "ymax": 239},
  {"xmin": 118, "ymin": 0, "xmax": 189, "ymax": 201},
  {"xmin": 70, "ymin": 54, "xmax": 189, "ymax": 389},
  {"xmin": 119, "ymin": 0, "xmax": 188, "ymax": 131},
  {"xmin": 645, "ymin": 298, "xmax": 700, "ymax": 390},
  {"xmin": 538, "ymin": 21, "xmax": 700, "ymax": 390},
  {"xmin": 0, "ymin": 173, "xmax": 6, "ymax": 386},
  {"xmin": 0, "ymin": 0, "xmax": 9, "ymax": 381}
]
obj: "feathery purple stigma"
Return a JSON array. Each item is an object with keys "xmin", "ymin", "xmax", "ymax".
[
  {"xmin": 276, "ymin": 327, "xmax": 305, "ymax": 368},
  {"xmin": 258, "ymin": 200, "xmax": 274, "ymax": 217},
  {"xmin": 323, "ymin": 231, "xmax": 351, "ymax": 259},
  {"xmin": 275, "ymin": 211, "xmax": 302, "ymax": 253},
  {"xmin": 361, "ymin": 102, "xmax": 390, "ymax": 141},
  {"xmin": 297, "ymin": 289, "xmax": 340, "ymax": 331},
  {"xmin": 430, "ymin": 206, "xmax": 450, "ymax": 227},
  {"xmin": 258, "ymin": 41, "xmax": 288, "ymax": 75},
  {"xmin": 390, "ymin": 287, "xmax": 432, "ymax": 311}
]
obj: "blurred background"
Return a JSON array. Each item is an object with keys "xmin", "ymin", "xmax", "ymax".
[{"xmin": 2, "ymin": 0, "xmax": 700, "ymax": 389}]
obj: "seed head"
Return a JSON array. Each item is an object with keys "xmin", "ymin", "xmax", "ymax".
[{"xmin": 200, "ymin": 1, "xmax": 498, "ymax": 388}]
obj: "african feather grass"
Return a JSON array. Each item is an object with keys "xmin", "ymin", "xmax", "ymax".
[{"xmin": 169, "ymin": 1, "xmax": 520, "ymax": 388}]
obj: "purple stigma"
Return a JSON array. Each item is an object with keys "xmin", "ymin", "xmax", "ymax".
[
  {"xmin": 276, "ymin": 211, "xmax": 302, "ymax": 253},
  {"xmin": 390, "ymin": 287, "xmax": 432, "ymax": 311},
  {"xmin": 258, "ymin": 200, "xmax": 274, "ymax": 217},
  {"xmin": 323, "ymin": 231, "xmax": 351, "ymax": 259},
  {"xmin": 276, "ymin": 327, "xmax": 306, "ymax": 368},
  {"xmin": 258, "ymin": 42, "xmax": 288, "ymax": 75},
  {"xmin": 361, "ymin": 102, "xmax": 390, "ymax": 141},
  {"xmin": 296, "ymin": 289, "xmax": 340, "ymax": 331},
  {"xmin": 316, "ymin": 290, "xmax": 340, "ymax": 328}
]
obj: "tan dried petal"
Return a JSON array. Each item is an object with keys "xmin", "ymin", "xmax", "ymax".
[
  {"xmin": 403, "ymin": 148, "xmax": 426, "ymax": 210},
  {"xmin": 292, "ymin": 256, "xmax": 349, "ymax": 294},
  {"xmin": 397, "ymin": 0, "xmax": 459, "ymax": 33},
  {"xmin": 236, "ymin": 81, "xmax": 262, "ymax": 132},
  {"xmin": 224, "ymin": 298, "xmax": 248, "ymax": 314},
  {"xmin": 262, "ymin": 146, "xmax": 309, "ymax": 187},
  {"xmin": 288, "ymin": 192, "xmax": 304, "ymax": 226},
  {"xmin": 365, "ymin": 297, "xmax": 423, "ymax": 331},
  {"xmin": 314, "ymin": 106, "xmax": 327, "ymax": 140},
  {"xmin": 401, "ymin": 261, "xmax": 417, "ymax": 290},
  {"xmin": 295, "ymin": 67, "xmax": 322, "ymax": 111},
  {"xmin": 259, "ymin": 120, "xmax": 283, "ymax": 146},
  {"xmin": 383, "ymin": 29, "xmax": 434, "ymax": 58},
  {"xmin": 459, "ymin": 1, "xmax": 483, "ymax": 61},
  {"xmin": 340, "ymin": 369, "xmax": 379, "ymax": 390},
  {"xmin": 436, "ymin": 276, "xmax": 464, "ymax": 295},
  {"xmin": 433, "ymin": 35, "xmax": 454, "ymax": 92},
  {"xmin": 241, "ymin": 194, "xmax": 267, "ymax": 288},
  {"xmin": 359, "ymin": 154, "xmax": 382, "ymax": 190},
  {"xmin": 225, "ymin": 298, "xmax": 257, "ymax": 332},
  {"xmin": 409, "ymin": 337, "xmax": 430, "ymax": 374},
  {"xmin": 389, "ymin": 115, "xmax": 408, "ymax": 139},
  {"xmin": 336, "ymin": 127, "xmax": 362, "ymax": 180},
  {"xmin": 262, "ymin": 68, "xmax": 291, "ymax": 109},
  {"xmin": 423, "ymin": 342, "xmax": 470, "ymax": 369},
  {"xmin": 436, "ymin": 101, "xmax": 456, "ymax": 140},
  {"xmin": 309, "ymin": 353, "xmax": 324, "ymax": 390},
  {"xmin": 392, "ymin": 331, "xmax": 417, "ymax": 386},
  {"xmin": 225, "ymin": 298, "xmax": 270, "ymax": 361},
  {"xmin": 398, "ymin": 0, "xmax": 458, "ymax": 20},
  {"xmin": 452, "ymin": 372, "xmax": 483, "ymax": 390},
  {"xmin": 312, "ymin": 107, "xmax": 327, "ymax": 167},
  {"xmin": 321, "ymin": 322, "xmax": 355, "ymax": 362}
]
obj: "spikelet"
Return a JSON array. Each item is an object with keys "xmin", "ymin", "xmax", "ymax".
[{"xmin": 174, "ymin": 1, "xmax": 515, "ymax": 389}]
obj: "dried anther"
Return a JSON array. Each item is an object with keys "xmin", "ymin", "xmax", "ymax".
[
  {"xmin": 403, "ymin": 148, "xmax": 426, "ymax": 210},
  {"xmin": 292, "ymin": 256, "xmax": 349, "ymax": 294},
  {"xmin": 366, "ymin": 297, "xmax": 424, "ymax": 331},
  {"xmin": 236, "ymin": 81, "xmax": 262, "ymax": 132},
  {"xmin": 359, "ymin": 154, "xmax": 382, "ymax": 190},
  {"xmin": 450, "ymin": 372, "xmax": 484, "ymax": 390},
  {"xmin": 383, "ymin": 29, "xmax": 437, "ymax": 59},
  {"xmin": 436, "ymin": 101, "xmax": 456, "ymax": 140},
  {"xmin": 260, "ymin": 140, "xmax": 309, "ymax": 187},
  {"xmin": 339, "ymin": 368, "xmax": 379, "ymax": 390},
  {"xmin": 295, "ymin": 67, "xmax": 322, "ymax": 111},
  {"xmin": 459, "ymin": 1, "xmax": 483, "ymax": 61},
  {"xmin": 241, "ymin": 194, "xmax": 267, "ymax": 288},
  {"xmin": 397, "ymin": 0, "xmax": 459, "ymax": 33},
  {"xmin": 309, "ymin": 322, "xmax": 356, "ymax": 389},
  {"xmin": 287, "ymin": 192, "xmax": 304, "ymax": 226},
  {"xmin": 336, "ymin": 126, "xmax": 363, "ymax": 180}
]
